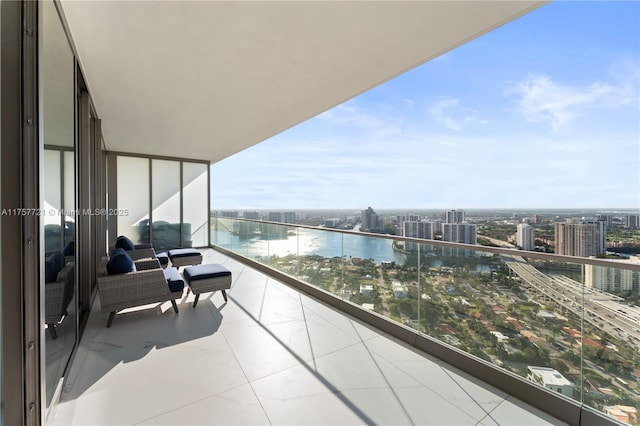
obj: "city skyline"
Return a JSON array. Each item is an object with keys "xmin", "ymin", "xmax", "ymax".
[{"xmin": 210, "ymin": 1, "xmax": 640, "ymax": 210}]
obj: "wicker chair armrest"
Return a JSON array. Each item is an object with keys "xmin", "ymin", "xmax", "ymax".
[
  {"xmin": 128, "ymin": 248, "xmax": 157, "ymax": 261},
  {"xmin": 135, "ymin": 258, "xmax": 161, "ymax": 271}
]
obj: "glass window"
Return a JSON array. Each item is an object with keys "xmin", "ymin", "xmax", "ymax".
[
  {"xmin": 117, "ymin": 156, "xmax": 149, "ymax": 245},
  {"xmin": 63, "ymin": 150, "xmax": 75, "ymax": 247},
  {"xmin": 44, "ymin": 149, "xmax": 62, "ymax": 254},
  {"xmin": 182, "ymin": 162, "xmax": 208, "ymax": 247},
  {"xmin": 151, "ymin": 159, "xmax": 180, "ymax": 251}
]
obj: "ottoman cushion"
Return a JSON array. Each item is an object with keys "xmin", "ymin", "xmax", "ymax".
[
  {"xmin": 163, "ymin": 267, "xmax": 185, "ymax": 292},
  {"xmin": 168, "ymin": 248, "xmax": 201, "ymax": 259},
  {"xmin": 156, "ymin": 252, "xmax": 169, "ymax": 267},
  {"xmin": 184, "ymin": 264, "xmax": 231, "ymax": 282}
]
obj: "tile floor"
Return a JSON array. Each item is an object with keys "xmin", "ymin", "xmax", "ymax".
[{"xmin": 51, "ymin": 249, "xmax": 566, "ymax": 425}]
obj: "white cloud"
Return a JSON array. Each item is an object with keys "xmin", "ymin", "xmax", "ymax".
[
  {"xmin": 316, "ymin": 102, "xmax": 403, "ymax": 138},
  {"xmin": 318, "ymin": 103, "xmax": 383, "ymax": 129},
  {"xmin": 404, "ymin": 98, "xmax": 416, "ymax": 110},
  {"xmin": 506, "ymin": 68, "xmax": 639, "ymax": 130},
  {"xmin": 427, "ymin": 97, "xmax": 476, "ymax": 132}
]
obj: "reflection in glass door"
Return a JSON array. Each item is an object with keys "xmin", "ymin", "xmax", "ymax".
[{"xmin": 40, "ymin": 0, "xmax": 77, "ymax": 411}]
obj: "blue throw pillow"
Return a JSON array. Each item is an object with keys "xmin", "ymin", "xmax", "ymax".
[
  {"xmin": 115, "ymin": 235, "xmax": 135, "ymax": 251},
  {"xmin": 45, "ymin": 252, "xmax": 65, "ymax": 282},
  {"xmin": 62, "ymin": 241, "xmax": 75, "ymax": 256},
  {"xmin": 107, "ymin": 248, "xmax": 136, "ymax": 275}
]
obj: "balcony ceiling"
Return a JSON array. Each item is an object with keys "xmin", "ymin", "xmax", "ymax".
[{"xmin": 59, "ymin": 1, "xmax": 546, "ymax": 163}]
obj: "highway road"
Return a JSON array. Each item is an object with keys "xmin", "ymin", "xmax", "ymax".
[{"xmin": 502, "ymin": 254, "xmax": 640, "ymax": 345}]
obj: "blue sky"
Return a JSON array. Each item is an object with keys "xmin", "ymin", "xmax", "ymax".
[{"xmin": 211, "ymin": 1, "xmax": 640, "ymax": 210}]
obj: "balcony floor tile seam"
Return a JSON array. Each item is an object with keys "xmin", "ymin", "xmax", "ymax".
[
  {"xmin": 353, "ymin": 344, "xmax": 493, "ymax": 423},
  {"xmin": 475, "ymin": 398, "xmax": 506, "ymax": 426},
  {"xmin": 131, "ymin": 381, "xmax": 264, "ymax": 426},
  {"xmin": 226, "ymin": 264, "xmax": 270, "ymax": 292},
  {"xmin": 484, "ymin": 395, "xmax": 568, "ymax": 426},
  {"xmin": 438, "ymin": 366, "xmax": 498, "ymax": 417},
  {"xmin": 354, "ymin": 333, "xmax": 417, "ymax": 424},
  {"xmin": 300, "ymin": 292, "xmax": 321, "ymax": 370},
  {"xmin": 219, "ymin": 297, "xmax": 316, "ymax": 383}
]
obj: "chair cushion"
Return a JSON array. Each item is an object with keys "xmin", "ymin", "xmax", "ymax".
[
  {"xmin": 156, "ymin": 252, "xmax": 169, "ymax": 266},
  {"xmin": 45, "ymin": 252, "xmax": 66, "ymax": 282},
  {"xmin": 115, "ymin": 235, "xmax": 136, "ymax": 251},
  {"xmin": 163, "ymin": 268, "xmax": 184, "ymax": 292},
  {"xmin": 184, "ymin": 264, "xmax": 231, "ymax": 282},
  {"xmin": 107, "ymin": 248, "xmax": 136, "ymax": 275},
  {"xmin": 62, "ymin": 241, "xmax": 75, "ymax": 256}
]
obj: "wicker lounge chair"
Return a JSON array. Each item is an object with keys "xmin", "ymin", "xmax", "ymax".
[
  {"xmin": 45, "ymin": 262, "xmax": 75, "ymax": 339},
  {"xmin": 97, "ymin": 257, "xmax": 182, "ymax": 327}
]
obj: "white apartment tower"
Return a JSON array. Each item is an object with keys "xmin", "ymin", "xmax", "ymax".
[
  {"xmin": 283, "ymin": 211, "xmax": 297, "ymax": 224},
  {"xmin": 243, "ymin": 211, "xmax": 261, "ymax": 220},
  {"xmin": 625, "ymin": 214, "xmax": 640, "ymax": 229},
  {"xmin": 517, "ymin": 223, "xmax": 535, "ymax": 251},
  {"xmin": 585, "ymin": 263, "xmax": 640, "ymax": 294},
  {"xmin": 220, "ymin": 210, "xmax": 239, "ymax": 218},
  {"xmin": 403, "ymin": 221, "xmax": 435, "ymax": 240},
  {"xmin": 442, "ymin": 223, "xmax": 477, "ymax": 244},
  {"xmin": 446, "ymin": 209, "xmax": 465, "ymax": 224},
  {"xmin": 268, "ymin": 211, "xmax": 283, "ymax": 222}
]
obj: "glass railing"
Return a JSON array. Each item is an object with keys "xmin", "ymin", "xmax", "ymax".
[{"xmin": 211, "ymin": 217, "xmax": 640, "ymax": 425}]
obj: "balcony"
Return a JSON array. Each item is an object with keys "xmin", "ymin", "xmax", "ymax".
[
  {"xmin": 210, "ymin": 218, "xmax": 640, "ymax": 425},
  {"xmin": 51, "ymin": 247, "xmax": 566, "ymax": 425}
]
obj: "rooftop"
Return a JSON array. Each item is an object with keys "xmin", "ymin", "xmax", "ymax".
[
  {"xmin": 51, "ymin": 249, "xmax": 565, "ymax": 425},
  {"xmin": 527, "ymin": 367, "xmax": 574, "ymax": 387}
]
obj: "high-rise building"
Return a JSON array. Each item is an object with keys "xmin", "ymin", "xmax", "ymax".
[
  {"xmin": 361, "ymin": 207, "xmax": 380, "ymax": 232},
  {"xmin": 283, "ymin": 211, "xmax": 297, "ymax": 224},
  {"xmin": 403, "ymin": 221, "xmax": 435, "ymax": 240},
  {"xmin": 585, "ymin": 263, "xmax": 640, "ymax": 294},
  {"xmin": 554, "ymin": 219, "xmax": 607, "ymax": 257},
  {"xmin": 446, "ymin": 209, "xmax": 465, "ymax": 224},
  {"xmin": 442, "ymin": 223, "xmax": 477, "ymax": 244},
  {"xmin": 243, "ymin": 211, "xmax": 261, "ymax": 220},
  {"xmin": 325, "ymin": 218, "xmax": 339, "ymax": 228},
  {"xmin": 516, "ymin": 223, "xmax": 535, "ymax": 251},
  {"xmin": 268, "ymin": 211, "xmax": 283, "ymax": 222},
  {"xmin": 403, "ymin": 221, "xmax": 435, "ymax": 251},
  {"xmin": 624, "ymin": 214, "xmax": 640, "ymax": 229},
  {"xmin": 220, "ymin": 210, "xmax": 239, "ymax": 218},
  {"xmin": 596, "ymin": 214, "xmax": 613, "ymax": 228}
]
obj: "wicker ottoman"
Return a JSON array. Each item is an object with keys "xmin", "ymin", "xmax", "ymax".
[
  {"xmin": 168, "ymin": 248, "xmax": 202, "ymax": 268},
  {"xmin": 183, "ymin": 264, "xmax": 232, "ymax": 308}
]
